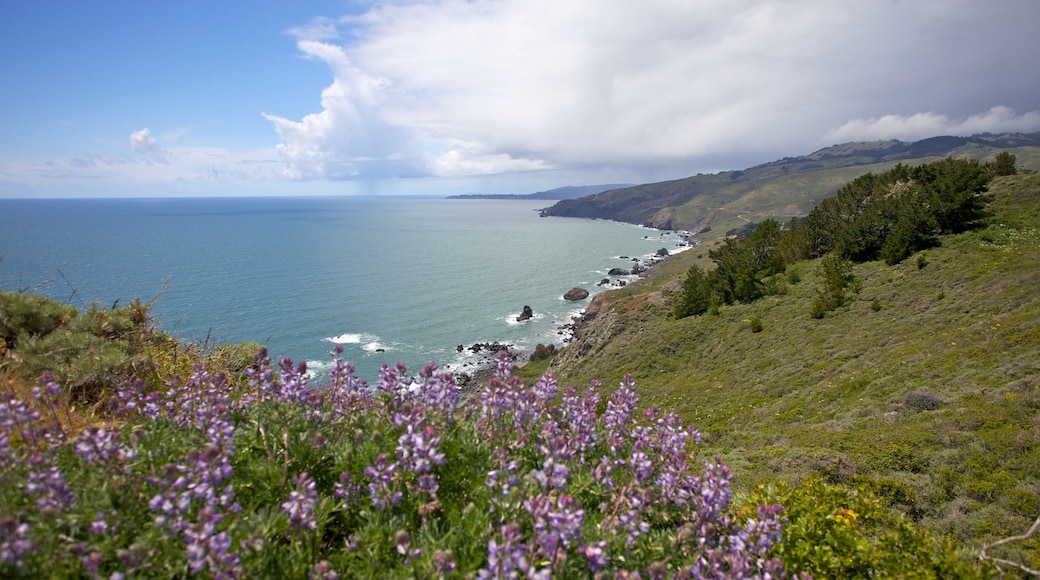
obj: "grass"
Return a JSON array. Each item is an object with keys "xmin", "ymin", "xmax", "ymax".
[{"xmin": 547, "ymin": 173, "xmax": 1040, "ymax": 566}]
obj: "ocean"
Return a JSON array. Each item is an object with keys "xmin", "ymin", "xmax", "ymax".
[{"xmin": 0, "ymin": 196, "xmax": 687, "ymax": 382}]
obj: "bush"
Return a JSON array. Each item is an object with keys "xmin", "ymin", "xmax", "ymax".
[
  {"xmin": 905, "ymin": 389, "xmax": 943, "ymax": 412},
  {"xmin": 746, "ymin": 477, "xmax": 987, "ymax": 579}
]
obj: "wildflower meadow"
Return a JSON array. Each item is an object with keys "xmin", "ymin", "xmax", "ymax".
[{"xmin": 0, "ymin": 346, "xmax": 793, "ymax": 578}]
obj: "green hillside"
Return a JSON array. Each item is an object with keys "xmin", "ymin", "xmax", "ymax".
[
  {"xmin": 539, "ymin": 171, "xmax": 1040, "ymax": 566},
  {"xmin": 541, "ymin": 132, "xmax": 1040, "ymax": 245}
]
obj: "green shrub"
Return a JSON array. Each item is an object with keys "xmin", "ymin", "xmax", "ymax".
[
  {"xmin": 746, "ymin": 477, "xmax": 988, "ymax": 579},
  {"xmin": 749, "ymin": 317, "xmax": 764, "ymax": 333}
]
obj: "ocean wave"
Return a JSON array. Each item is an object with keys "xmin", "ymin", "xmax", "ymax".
[
  {"xmin": 323, "ymin": 333, "xmax": 365, "ymax": 344},
  {"xmin": 362, "ymin": 341, "xmax": 388, "ymax": 353},
  {"xmin": 323, "ymin": 332, "xmax": 386, "ymax": 348}
]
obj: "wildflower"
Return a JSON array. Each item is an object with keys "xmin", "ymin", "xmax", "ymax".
[
  {"xmin": 283, "ymin": 472, "xmax": 318, "ymax": 531},
  {"xmin": 0, "ymin": 518, "xmax": 34, "ymax": 569},
  {"xmin": 26, "ymin": 466, "xmax": 75, "ymax": 513},
  {"xmin": 433, "ymin": 550, "xmax": 456, "ymax": 575},
  {"xmin": 364, "ymin": 453, "xmax": 402, "ymax": 509},
  {"xmin": 89, "ymin": 512, "xmax": 108, "ymax": 535},
  {"xmin": 581, "ymin": 541, "xmax": 609, "ymax": 573},
  {"xmin": 334, "ymin": 472, "xmax": 361, "ymax": 508},
  {"xmin": 75, "ymin": 426, "xmax": 124, "ymax": 464}
]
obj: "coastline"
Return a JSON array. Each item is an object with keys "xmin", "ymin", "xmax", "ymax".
[{"xmin": 450, "ymin": 231, "xmax": 698, "ymax": 398}]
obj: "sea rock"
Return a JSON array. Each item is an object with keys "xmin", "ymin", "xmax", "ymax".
[
  {"xmin": 608, "ymin": 267, "xmax": 630, "ymax": 276},
  {"xmin": 516, "ymin": 305, "xmax": 534, "ymax": 322},
  {"xmin": 564, "ymin": 287, "xmax": 590, "ymax": 301},
  {"xmin": 597, "ymin": 278, "xmax": 610, "ymax": 287}
]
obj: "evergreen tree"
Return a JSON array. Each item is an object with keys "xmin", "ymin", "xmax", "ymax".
[
  {"xmin": 674, "ymin": 264, "xmax": 712, "ymax": 318},
  {"xmin": 990, "ymin": 150, "xmax": 1017, "ymax": 176}
]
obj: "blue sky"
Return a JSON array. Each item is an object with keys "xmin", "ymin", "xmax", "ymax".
[{"xmin": 2, "ymin": 0, "xmax": 1039, "ymax": 198}]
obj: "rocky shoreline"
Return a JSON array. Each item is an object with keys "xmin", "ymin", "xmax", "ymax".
[{"xmin": 448, "ymin": 237, "xmax": 696, "ymax": 397}]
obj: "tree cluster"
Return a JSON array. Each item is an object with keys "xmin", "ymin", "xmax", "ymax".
[{"xmin": 675, "ymin": 155, "xmax": 1009, "ymax": 319}]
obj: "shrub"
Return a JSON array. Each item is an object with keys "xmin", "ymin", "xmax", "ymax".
[
  {"xmin": 905, "ymin": 389, "xmax": 943, "ymax": 412},
  {"xmin": 747, "ymin": 477, "xmax": 987, "ymax": 579}
]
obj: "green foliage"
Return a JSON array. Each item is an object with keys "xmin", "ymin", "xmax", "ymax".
[
  {"xmin": 989, "ymin": 151, "xmax": 1017, "ymax": 176},
  {"xmin": 748, "ymin": 316, "xmax": 764, "ymax": 333},
  {"xmin": 674, "ymin": 264, "xmax": 712, "ymax": 318},
  {"xmin": 0, "ymin": 290, "xmax": 255, "ymax": 406},
  {"xmin": 0, "ymin": 291, "xmax": 78, "ymax": 349},
  {"xmin": 791, "ymin": 158, "xmax": 993, "ymax": 265},
  {"xmin": 674, "ymin": 219, "xmax": 785, "ymax": 318},
  {"xmin": 747, "ymin": 477, "xmax": 989, "ymax": 579},
  {"xmin": 810, "ymin": 254, "xmax": 857, "ymax": 318}
]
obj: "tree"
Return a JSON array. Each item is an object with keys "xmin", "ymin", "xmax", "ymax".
[
  {"xmin": 990, "ymin": 151, "xmax": 1017, "ymax": 176},
  {"xmin": 674, "ymin": 264, "xmax": 712, "ymax": 318}
]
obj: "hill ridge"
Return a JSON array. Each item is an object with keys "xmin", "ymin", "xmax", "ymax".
[{"xmin": 541, "ymin": 131, "xmax": 1040, "ymax": 232}]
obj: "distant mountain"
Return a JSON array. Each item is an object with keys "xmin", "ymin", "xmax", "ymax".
[
  {"xmin": 540, "ymin": 132, "xmax": 1040, "ymax": 232},
  {"xmin": 447, "ymin": 184, "xmax": 633, "ymax": 201}
]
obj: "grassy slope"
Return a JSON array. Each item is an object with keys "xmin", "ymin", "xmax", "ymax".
[{"xmin": 546, "ymin": 173, "xmax": 1040, "ymax": 553}]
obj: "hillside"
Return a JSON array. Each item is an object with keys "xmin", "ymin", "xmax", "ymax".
[
  {"xmin": 541, "ymin": 132, "xmax": 1040, "ymax": 240},
  {"xmin": 539, "ymin": 172, "xmax": 1040, "ymax": 563}
]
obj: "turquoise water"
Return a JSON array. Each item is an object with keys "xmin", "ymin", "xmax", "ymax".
[{"xmin": 0, "ymin": 196, "xmax": 687, "ymax": 381}]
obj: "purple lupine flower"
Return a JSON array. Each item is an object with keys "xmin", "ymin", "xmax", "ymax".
[
  {"xmin": 557, "ymin": 386, "xmax": 600, "ymax": 463},
  {"xmin": 283, "ymin": 472, "xmax": 318, "ymax": 531},
  {"xmin": 75, "ymin": 426, "xmax": 127, "ymax": 464},
  {"xmin": 477, "ymin": 522, "xmax": 535, "ymax": 580},
  {"xmin": 534, "ymin": 457, "xmax": 571, "ymax": 491},
  {"xmin": 433, "ymin": 550, "xmax": 456, "ymax": 575},
  {"xmin": 183, "ymin": 507, "xmax": 240, "ymax": 579},
  {"xmin": 604, "ymin": 375, "xmax": 640, "ymax": 439},
  {"xmin": 364, "ymin": 453, "xmax": 402, "ymax": 509},
  {"xmin": 334, "ymin": 472, "xmax": 361, "ymax": 508},
  {"xmin": 1, "ymin": 393, "xmax": 41, "ymax": 464},
  {"xmin": 244, "ymin": 347, "xmax": 278, "ymax": 402},
  {"xmin": 581, "ymin": 541, "xmax": 609, "ymax": 573},
  {"xmin": 26, "ymin": 466, "xmax": 75, "ymax": 512},
  {"xmin": 524, "ymin": 493, "xmax": 585, "ymax": 561},
  {"xmin": 0, "ymin": 518, "xmax": 34, "ymax": 569},
  {"xmin": 89, "ymin": 512, "xmax": 109, "ymax": 535}
]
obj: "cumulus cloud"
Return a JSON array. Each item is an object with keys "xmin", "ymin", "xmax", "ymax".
[
  {"xmin": 129, "ymin": 128, "xmax": 158, "ymax": 152},
  {"xmin": 262, "ymin": 0, "xmax": 1040, "ymax": 182}
]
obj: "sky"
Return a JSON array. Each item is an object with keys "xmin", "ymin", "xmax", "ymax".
[{"xmin": 1, "ymin": 0, "xmax": 1039, "ymax": 198}]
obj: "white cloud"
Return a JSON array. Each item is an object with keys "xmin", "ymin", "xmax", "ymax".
[
  {"xmin": 825, "ymin": 107, "xmax": 1040, "ymax": 143},
  {"xmin": 261, "ymin": 40, "xmax": 413, "ymax": 180},
  {"xmin": 129, "ymin": 128, "xmax": 159, "ymax": 152},
  {"xmin": 261, "ymin": 0, "xmax": 1040, "ymax": 182}
]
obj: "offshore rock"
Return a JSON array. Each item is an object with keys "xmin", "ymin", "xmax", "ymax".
[
  {"xmin": 564, "ymin": 287, "xmax": 590, "ymax": 301},
  {"xmin": 608, "ymin": 267, "xmax": 630, "ymax": 276},
  {"xmin": 516, "ymin": 305, "xmax": 534, "ymax": 322}
]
